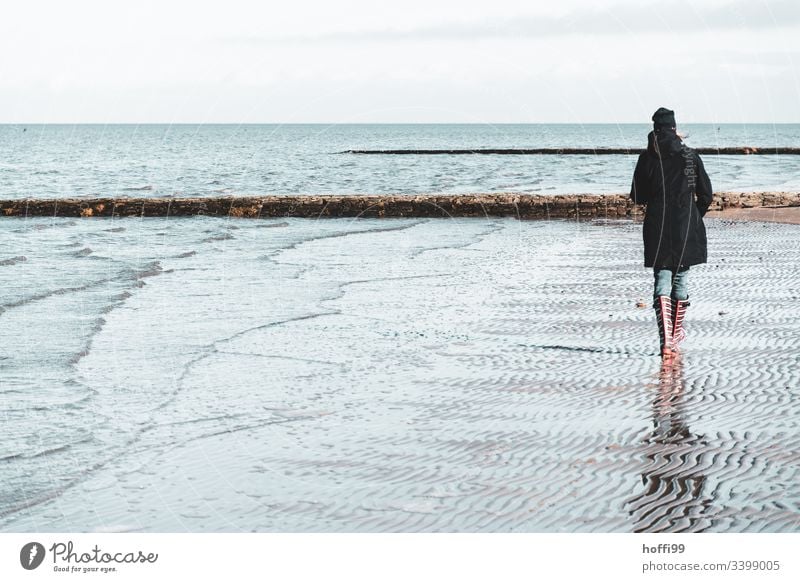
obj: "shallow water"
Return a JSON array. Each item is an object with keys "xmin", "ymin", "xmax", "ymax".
[
  {"xmin": 1, "ymin": 124, "xmax": 800, "ymax": 198},
  {"xmin": 0, "ymin": 216, "xmax": 798, "ymax": 532}
]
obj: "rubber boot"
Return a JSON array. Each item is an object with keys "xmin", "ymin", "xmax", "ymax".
[
  {"xmin": 654, "ymin": 296, "xmax": 674, "ymax": 358},
  {"xmin": 672, "ymin": 298, "xmax": 690, "ymax": 349}
]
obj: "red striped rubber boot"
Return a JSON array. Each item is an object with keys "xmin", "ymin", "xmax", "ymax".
[
  {"xmin": 672, "ymin": 298, "xmax": 690, "ymax": 348},
  {"xmin": 654, "ymin": 296, "xmax": 674, "ymax": 358}
]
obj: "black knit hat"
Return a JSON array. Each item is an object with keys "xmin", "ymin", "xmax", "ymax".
[{"xmin": 652, "ymin": 107, "xmax": 676, "ymax": 129}]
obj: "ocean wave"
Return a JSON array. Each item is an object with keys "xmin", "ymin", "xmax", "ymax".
[
  {"xmin": 130, "ymin": 260, "xmax": 164, "ymax": 280},
  {"xmin": 13, "ymin": 221, "xmax": 78, "ymax": 232},
  {"xmin": 201, "ymin": 232, "xmax": 234, "ymax": 242},
  {"xmin": 1, "ymin": 278, "xmax": 113, "ymax": 312},
  {"xmin": 0, "ymin": 256, "xmax": 27, "ymax": 266},
  {"xmin": 122, "ymin": 185, "xmax": 155, "ymax": 191}
]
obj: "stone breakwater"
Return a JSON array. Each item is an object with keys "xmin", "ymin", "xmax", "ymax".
[
  {"xmin": 341, "ymin": 147, "xmax": 800, "ymax": 155},
  {"xmin": 1, "ymin": 192, "xmax": 800, "ymax": 220}
]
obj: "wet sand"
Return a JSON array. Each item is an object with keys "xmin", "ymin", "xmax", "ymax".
[
  {"xmin": 1, "ymin": 215, "xmax": 798, "ymax": 532},
  {"xmin": 707, "ymin": 206, "xmax": 800, "ymax": 225}
]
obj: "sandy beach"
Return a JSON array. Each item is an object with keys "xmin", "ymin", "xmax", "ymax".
[{"xmin": 1, "ymin": 211, "xmax": 798, "ymax": 533}]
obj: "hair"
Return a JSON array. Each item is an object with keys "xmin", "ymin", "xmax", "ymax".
[{"xmin": 655, "ymin": 125, "xmax": 686, "ymax": 140}]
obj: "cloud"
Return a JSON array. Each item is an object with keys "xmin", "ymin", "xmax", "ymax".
[{"xmin": 223, "ymin": 0, "xmax": 800, "ymax": 44}]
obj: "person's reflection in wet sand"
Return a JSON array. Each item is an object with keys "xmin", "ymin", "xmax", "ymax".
[{"xmin": 626, "ymin": 356, "xmax": 714, "ymax": 532}]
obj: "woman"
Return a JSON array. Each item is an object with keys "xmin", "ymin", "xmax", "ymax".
[{"xmin": 630, "ymin": 108, "xmax": 713, "ymax": 359}]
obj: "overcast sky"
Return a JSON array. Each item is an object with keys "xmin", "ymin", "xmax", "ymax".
[{"xmin": 1, "ymin": 0, "xmax": 798, "ymax": 123}]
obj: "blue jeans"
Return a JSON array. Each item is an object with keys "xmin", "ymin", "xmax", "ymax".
[{"xmin": 653, "ymin": 267, "xmax": 689, "ymax": 300}]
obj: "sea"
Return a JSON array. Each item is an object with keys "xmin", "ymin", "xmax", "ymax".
[{"xmin": 1, "ymin": 123, "xmax": 799, "ymax": 199}]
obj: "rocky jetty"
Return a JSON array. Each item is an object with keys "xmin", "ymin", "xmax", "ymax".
[
  {"xmin": 2, "ymin": 192, "xmax": 799, "ymax": 219},
  {"xmin": 341, "ymin": 147, "xmax": 800, "ymax": 155}
]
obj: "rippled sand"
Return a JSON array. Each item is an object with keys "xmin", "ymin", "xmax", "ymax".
[{"xmin": 1, "ymin": 216, "xmax": 798, "ymax": 532}]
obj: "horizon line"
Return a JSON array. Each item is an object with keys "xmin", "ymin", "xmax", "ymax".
[{"xmin": 2, "ymin": 121, "xmax": 800, "ymax": 126}]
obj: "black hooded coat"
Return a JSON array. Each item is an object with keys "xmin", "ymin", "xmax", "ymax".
[{"xmin": 630, "ymin": 129, "xmax": 713, "ymax": 269}]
